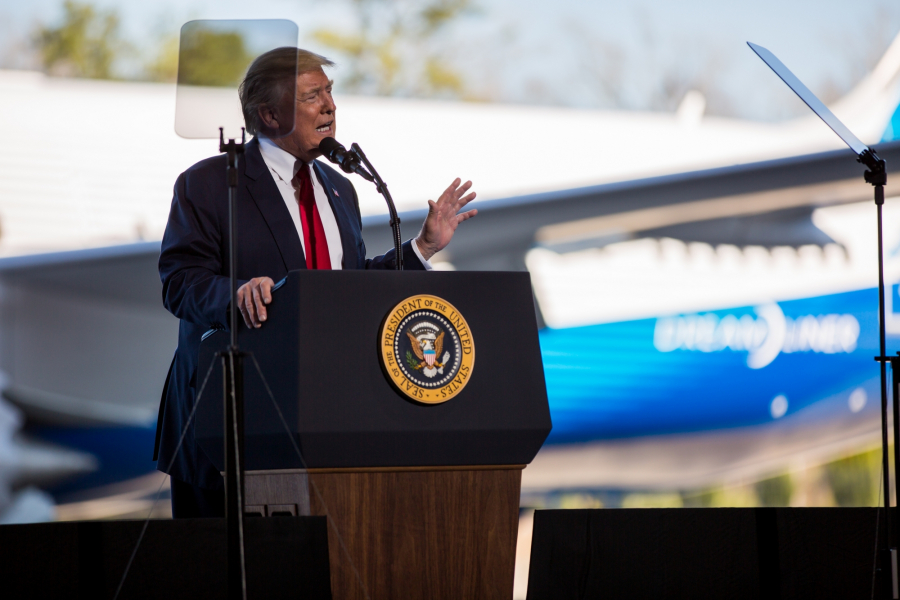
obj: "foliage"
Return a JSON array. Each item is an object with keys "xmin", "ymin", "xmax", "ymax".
[
  {"xmin": 144, "ymin": 36, "xmax": 179, "ymax": 83},
  {"xmin": 32, "ymin": 2, "xmax": 252, "ymax": 85},
  {"xmin": 174, "ymin": 29, "xmax": 252, "ymax": 87},
  {"xmin": 825, "ymin": 448, "xmax": 882, "ymax": 507},
  {"xmin": 556, "ymin": 493, "xmax": 604, "ymax": 509},
  {"xmin": 620, "ymin": 493, "xmax": 682, "ymax": 508},
  {"xmin": 35, "ymin": 0, "xmax": 128, "ymax": 79},
  {"xmin": 754, "ymin": 473, "xmax": 793, "ymax": 506},
  {"xmin": 311, "ymin": 0, "xmax": 475, "ymax": 99},
  {"xmin": 406, "ymin": 350, "xmax": 419, "ymax": 370},
  {"xmin": 681, "ymin": 485, "xmax": 759, "ymax": 508},
  {"xmin": 19, "ymin": 0, "xmax": 900, "ymax": 120},
  {"xmin": 680, "ymin": 449, "xmax": 881, "ymax": 509}
]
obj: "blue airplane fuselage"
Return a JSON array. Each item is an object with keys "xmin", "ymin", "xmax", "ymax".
[
  {"xmin": 540, "ymin": 286, "xmax": 891, "ymax": 445},
  {"xmin": 34, "ymin": 285, "xmax": 897, "ymax": 498}
]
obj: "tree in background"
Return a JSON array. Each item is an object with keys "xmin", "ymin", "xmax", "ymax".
[
  {"xmin": 144, "ymin": 36, "xmax": 179, "ymax": 83},
  {"xmin": 311, "ymin": 0, "xmax": 474, "ymax": 99},
  {"xmin": 17, "ymin": 0, "xmax": 899, "ymax": 121},
  {"xmin": 174, "ymin": 28, "xmax": 252, "ymax": 87},
  {"xmin": 30, "ymin": 1, "xmax": 254, "ymax": 86},
  {"xmin": 825, "ymin": 448, "xmax": 883, "ymax": 507},
  {"xmin": 35, "ymin": 0, "xmax": 128, "ymax": 79}
]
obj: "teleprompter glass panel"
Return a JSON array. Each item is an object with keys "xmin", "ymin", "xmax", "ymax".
[
  {"xmin": 174, "ymin": 19, "xmax": 299, "ymax": 139},
  {"xmin": 747, "ymin": 42, "xmax": 867, "ymax": 155}
]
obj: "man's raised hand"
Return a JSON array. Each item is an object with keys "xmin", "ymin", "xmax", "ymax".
[
  {"xmin": 237, "ymin": 276, "xmax": 275, "ymax": 328},
  {"xmin": 414, "ymin": 178, "xmax": 477, "ymax": 261}
]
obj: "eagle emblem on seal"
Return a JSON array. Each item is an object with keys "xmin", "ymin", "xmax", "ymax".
[
  {"xmin": 405, "ymin": 322, "xmax": 452, "ymax": 378},
  {"xmin": 380, "ymin": 294, "xmax": 474, "ymax": 404}
]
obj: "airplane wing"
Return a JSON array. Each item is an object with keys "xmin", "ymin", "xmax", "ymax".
[
  {"xmin": 362, "ymin": 140, "xmax": 900, "ymax": 270},
  {"xmin": 3, "ymin": 142, "xmax": 899, "ymax": 426},
  {"xmin": 0, "ymin": 242, "xmax": 176, "ymax": 427}
]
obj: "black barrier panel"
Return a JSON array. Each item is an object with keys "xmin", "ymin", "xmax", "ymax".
[
  {"xmin": 0, "ymin": 516, "xmax": 331, "ymax": 599},
  {"xmin": 526, "ymin": 508, "xmax": 880, "ymax": 600},
  {"xmin": 526, "ymin": 508, "xmax": 760, "ymax": 600},
  {"xmin": 776, "ymin": 508, "xmax": 879, "ymax": 599}
]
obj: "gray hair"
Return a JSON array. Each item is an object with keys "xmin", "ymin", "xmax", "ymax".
[{"xmin": 239, "ymin": 47, "xmax": 334, "ymax": 136}]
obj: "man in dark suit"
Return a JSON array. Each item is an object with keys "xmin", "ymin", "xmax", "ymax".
[{"xmin": 155, "ymin": 48, "xmax": 477, "ymax": 517}]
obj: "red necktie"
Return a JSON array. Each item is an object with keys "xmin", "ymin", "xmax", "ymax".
[{"xmin": 292, "ymin": 163, "xmax": 332, "ymax": 270}]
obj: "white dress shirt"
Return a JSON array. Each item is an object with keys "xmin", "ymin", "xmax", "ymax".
[{"xmin": 257, "ymin": 136, "xmax": 432, "ymax": 270}]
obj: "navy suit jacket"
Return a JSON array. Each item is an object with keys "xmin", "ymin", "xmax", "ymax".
[{"xmin": 156, "ymin": 137, "xmax": 425, "ymax": 488}]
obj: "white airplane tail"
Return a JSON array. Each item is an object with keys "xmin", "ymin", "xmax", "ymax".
[{"xmin": 830, "ymin": 30, "xmax": 900, "ymax": 144}]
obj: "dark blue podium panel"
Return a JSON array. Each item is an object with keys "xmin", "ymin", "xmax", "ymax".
[{"xmin": 196, "ymin": 271, "xmax": 552, "ymax": 470}]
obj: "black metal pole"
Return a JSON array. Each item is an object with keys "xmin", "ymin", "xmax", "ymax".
[
  {"xmin": 351, "ymin": 143, "xmax": 403, "ymax": 270},
  {"xmin": 220, "ymin": 128, "xmax": 247, "ymax": 600},
  {"xmin": 891, "ymin": 353, "xmax": 900, "ymax": 600},
  {"xmin": 892, "ymin": 353, "xmax": 900, "ymax": 561},
  {"xmin": 860, "ymin": 146, "xmax": 895, "ymax": 598},
  {"xmin": 223, "ymin": 351, "xmax": 246, "ymax": 600},
  {"xmin": 877, "ymin": 188, "xmax": 894, "ymax": 600},
  {"xmin": 877, "ymin": 187, "xmax": 891, "ymax": 505},
  {"xmin": 229, "ymin": 159, "xmax": 238, "ymax": 349},
  {"xmin": 893, "ymin": 354, "xmax": 900, "ymax": 510}
]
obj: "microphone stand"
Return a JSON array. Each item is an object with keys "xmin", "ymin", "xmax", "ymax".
[
  {"xmin": 351, "ymin": 143, "xmax": 403, "ymax": 270},
  {"xmin": 219, "ymin": 127, "xmax": 248, "ymax": 600},
  {"xmin": 863, "ymin": 147, "xmax": 899, "ymax": 599}
]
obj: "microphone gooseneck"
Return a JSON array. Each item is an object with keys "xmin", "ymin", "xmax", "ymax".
[{"xmin": 317, "ymin": 137, "xmax": 402, "ymax": 270}]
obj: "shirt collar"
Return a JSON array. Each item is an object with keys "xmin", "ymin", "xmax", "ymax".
[{"xmin": 257, "ymin": 135, "xmax": 310, "ymax": 183}]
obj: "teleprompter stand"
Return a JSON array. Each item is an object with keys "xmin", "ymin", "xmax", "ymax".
[
  {"xmin": 220, "ymin": 127, "xmax": 248, "ymax": 600},
  {"xmin": 749, "ymin": 42, "xmax": 897, "ymax": 598},
  {"xmin": 863, "ymin": 148, "xmax": 897, "ymax": 599}
]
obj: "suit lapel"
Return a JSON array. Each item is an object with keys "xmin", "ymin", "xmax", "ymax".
[
  {"xmin": 313, "ymin": 161, "xmax": 360, "ymax": 268},
  {"xmin": 243, "ymin": 138, "xmax": 306, "ymax": 271}
]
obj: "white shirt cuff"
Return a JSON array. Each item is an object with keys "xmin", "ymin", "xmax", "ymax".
[{"xmin": 410, "ymin": 238, "xmax": 433, "ymax": 270}]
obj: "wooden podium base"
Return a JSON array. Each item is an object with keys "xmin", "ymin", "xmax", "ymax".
[{"xmin": 245, "ymin": 465, "xmax": 523, "ymax": 600}]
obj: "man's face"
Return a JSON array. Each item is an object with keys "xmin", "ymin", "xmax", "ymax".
[{"xmin": 274, "ymin": 68, "xmax": 336, "ymax": 161}]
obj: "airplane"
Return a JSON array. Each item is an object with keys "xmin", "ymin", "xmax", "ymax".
[{"xmin": 2, "ymin": 30, "xmax": 900, "ymax": 520}]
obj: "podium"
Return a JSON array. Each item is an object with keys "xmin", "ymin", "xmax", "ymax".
[{"xmin": 196, "ymin": 271, "xmax": 552, "ymax": 599}]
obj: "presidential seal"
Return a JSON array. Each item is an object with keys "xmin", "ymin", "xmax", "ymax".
[{"xmin": 379, "ymin": 294, "xmax": 474, "ymax": 404}]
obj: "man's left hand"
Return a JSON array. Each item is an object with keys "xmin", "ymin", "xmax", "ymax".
[{"xmin": 415, "ymin": 178, "xmax": 477, "ymax": 261}]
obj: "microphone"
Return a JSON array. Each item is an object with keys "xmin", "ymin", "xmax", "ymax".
[
  {"xmin": 318, "ymin": 137, "xmax": 374, "ymax": 182},
  {"xmin": 319, "ymin": 138, "xmax": 403, "ymax": 269}
]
